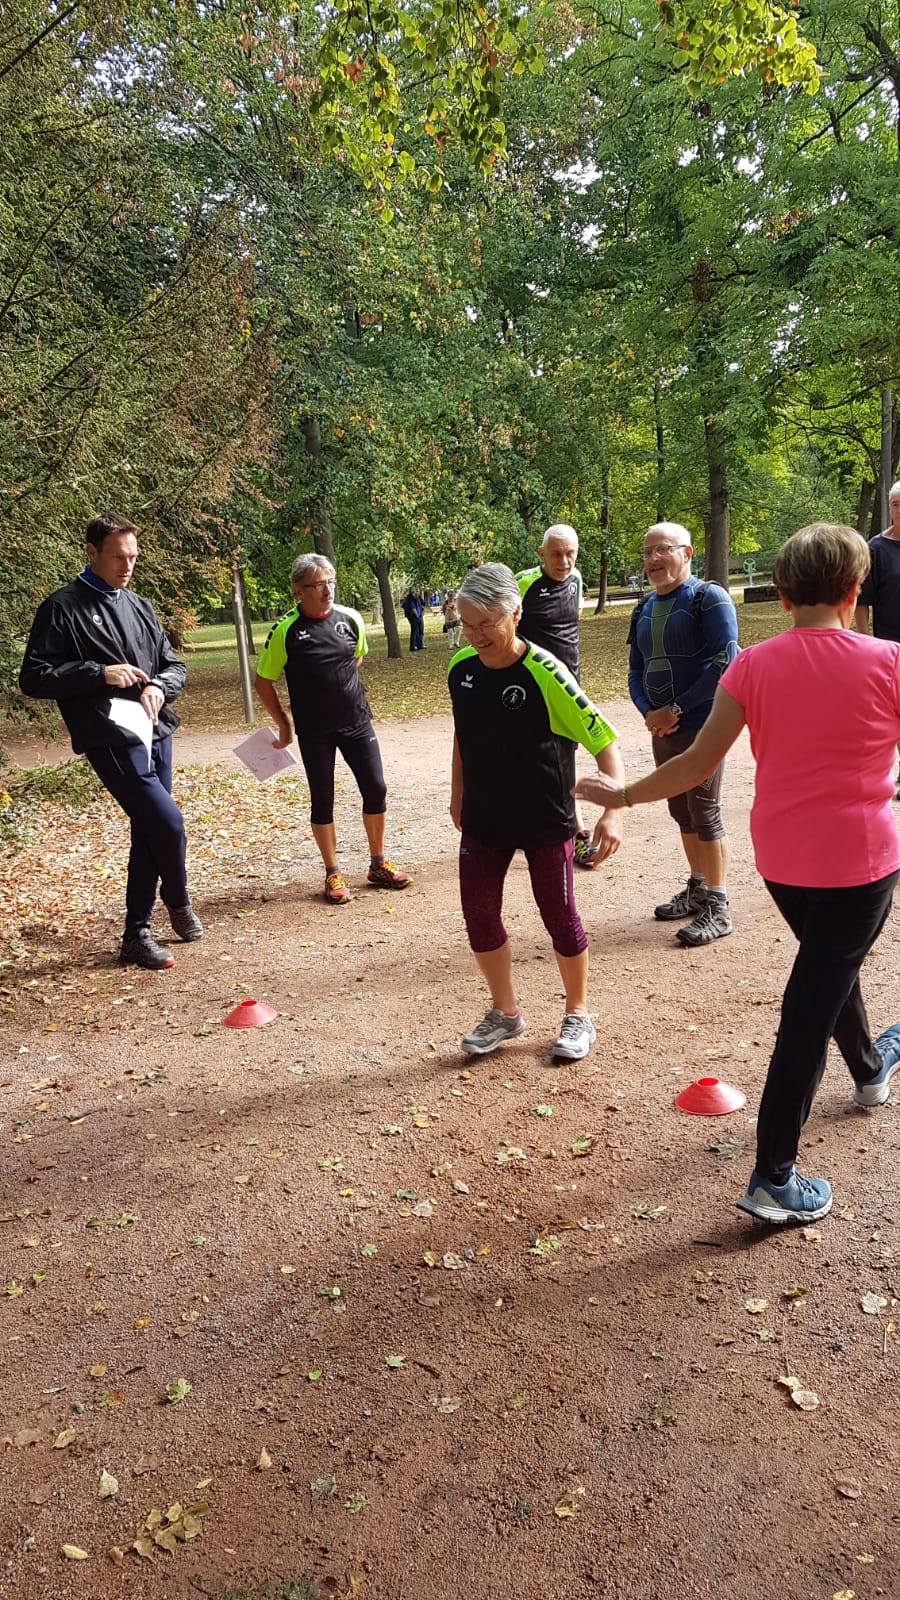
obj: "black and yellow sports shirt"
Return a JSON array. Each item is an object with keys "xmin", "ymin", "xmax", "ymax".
[
  {"xmin": 256, "ymin": 602, "xmax": 371, "ymax": 739},
  {"xmin": 448, "ymin": 642, "xmax": 617, "ymax": 849}
]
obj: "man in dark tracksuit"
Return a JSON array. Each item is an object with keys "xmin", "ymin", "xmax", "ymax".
[{"xmin": 19, "ymin": 512, "xmax": 202, "ymax": 969}]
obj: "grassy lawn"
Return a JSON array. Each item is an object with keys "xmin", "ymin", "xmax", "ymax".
[{"xmin": 179, "ymin": 601, "xmax": 791, "ymax": 731}]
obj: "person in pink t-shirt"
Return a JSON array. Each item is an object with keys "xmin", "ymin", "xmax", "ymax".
[{"xmin": 576, "ymin": 523, "xmax": 900, "ymax": 1225}]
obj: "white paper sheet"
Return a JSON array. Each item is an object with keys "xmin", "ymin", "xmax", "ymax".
[
  {"xmin": 108, "ymin": 696, "xmax": 154, "ymax": 770},
  {"xmin": 233, "ymin": 727, "xmax": 300, "ymax": 782}
]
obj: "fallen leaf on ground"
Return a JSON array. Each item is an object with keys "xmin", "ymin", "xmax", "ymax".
[
  {"xmin": 630, "ymin": 1202, "xmax": 667, "ymax": 1221},
  {"xmin": 834, "ymin": 1475, "xmax": 863, "ymax": 1499},
  {"xmin": 165, "ymin": 1378, "xmax": 192, "ymax": 1404},
  {"xmin": 776, "ymin": 1374, "xmax": 801, "ymax": 1391},
  {"xmin": 744, "ymin": 1298, "xmax": 768, "ymax": 1314},
  {"xmin": 571, "ymin": 1135, "xmax": 595, "ymax": 1158},
  {"xmin": 534, "ymin": 1105, "xmax": 553, "ymax": 1118},
  {"xmin": 442, "ymin": 1253, "xmax": 465, "ymax": 1271},
  {"xmin": 345, "ymin": 1491, "xmax": 366, "ymax": 1513},
  {"xmin": 860, "ymin": 1292, "xmax": 888, "ymax": 1314},
  {"xmin": 54, "ymin": 1427, "xmax": 77, "ymax": 1449},
  {"xmin": 257, "ymin": 1447, "xmax": 273, "ymax": 1470},
  {"xmin": 554, "ymin": 1483, "xmax": 585, "ymax": 1518},
  {"xmin": 528, "ymin": 1234, "xmax": 560, "ymax": 1259},
  {"xmin": 98, "ymin": 1468, "xmax": 118, "ymax": 1497},
  {"xmin": 360, "ymin": 1243, "xmax": 377, "ymax": 1257},
  {"xmin": 431, "ymin": 1395, "xmax": 462, "ymax": 1414},
  {"xmin": 385, "ymin": 1354, "xmax": 405, "ymax": 1369},
  {"xmin": 790, "ymin": 1388, "xmax": 820, "ymax": 1411},
  {"xmin": 310, "ymin": 1473, "xmax": 337, "ymax": 1506},
  {"xmin": 61, "ymin": 1544, "xmax": 90, "ymax": 1560}
]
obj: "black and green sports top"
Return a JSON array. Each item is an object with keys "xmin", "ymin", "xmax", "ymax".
[
  {"xmin": 448, "ymin": 642, "xmax": 617, "ymax": 848},
  {"xmin": 256, "ymin": 602, "xmax": 370, "ymax": 738}
]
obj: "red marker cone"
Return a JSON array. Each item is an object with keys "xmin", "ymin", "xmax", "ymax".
[
  {"xmin": 675, "ymin": 1076, "xmax": 746, "ymax": 1116},
  {"xmin": 223, "ymin": 998, "xmax": 278, "ymax": 1029}
]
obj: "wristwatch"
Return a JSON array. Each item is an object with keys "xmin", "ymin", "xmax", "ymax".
[{"xmin": 669, "ymin": 702, "xmax": 682, "ymax": 717}]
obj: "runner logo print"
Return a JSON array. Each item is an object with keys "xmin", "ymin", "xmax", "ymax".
[{"xmin": 502, "ymin": 685, "xmax": 527, "ymax": 710}]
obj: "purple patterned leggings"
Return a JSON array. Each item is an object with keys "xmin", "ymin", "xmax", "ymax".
[{"xmin": 459, "ymin": 833, "xmax": 587, "ymax": 957}]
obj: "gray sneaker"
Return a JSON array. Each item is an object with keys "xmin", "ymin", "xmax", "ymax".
[
  {"xmin": 552, "ymin": 1012, "xmax": 596, "ymax": 1061},
  {"xmin": 676, "ymin": 893, "xmax": 732, "ymax": 947},
  {"xmin": 461, "ymin": 1008, "xmax": 525, "ymax": 1056},
  {"xmin": 168, "ymin": 903, "xmax": 203, "ymax": 942},
  {"xmin": 654, "ymin": 877, "xmax": 706, "ymax": 921}
]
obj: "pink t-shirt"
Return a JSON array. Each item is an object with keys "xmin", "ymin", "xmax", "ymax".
[{"xmin": 720, "ymin": 628, "xmax": 900, "ymax": 887}]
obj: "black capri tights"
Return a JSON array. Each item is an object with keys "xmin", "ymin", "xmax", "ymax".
[{"xmin": 298, "ymin": 725, "xmax": 388, "ymax": 825}]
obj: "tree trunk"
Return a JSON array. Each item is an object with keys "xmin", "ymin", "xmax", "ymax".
[
  {"xmin": 374, "ymin": 558, "xmax": 401, "ymax": 658},
  {"xmin": 594, "ymin": 552, "xmax": 609, "ymax": 614},
  {"xmin": 702, "ymin": 414, "xmax": 730, "ymax": 589},
  {"xmin": 857, "ymin": 481, "xmax": 874, "ymax": 535},
  {"xmin": 238, "ymin": 566, "xmax": 256, "ymax": 657},
  {"xmin": 880, "ymin": 383, "xmax": 894, "ymax": 529},
  {"xmin": 653, "ymin": 375, "xmax": 665, "ymax": 521},
  {"xmin": 301, "ymin": 415, "xmax": 337, "ymax": 570}
]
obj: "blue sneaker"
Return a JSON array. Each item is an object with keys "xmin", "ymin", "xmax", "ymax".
[
  {"xmin": 853, "ymin": 1023, "xmax": 900, "ymax": 1106},
  {"xmin": 736, "ymin": 1168, "xmax": 833, "ymax": 1224}
]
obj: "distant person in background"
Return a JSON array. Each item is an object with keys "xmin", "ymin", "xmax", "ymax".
[
  {"xmin": 516, "ymin": 523, "xmax": 597, "ymax": 865},
  {"xmin": 255, "ymin": 553, "xmax": 411, "ymax": 906},
  {"xmin": 628, "ymin": 522, "xmax": 739, "ymax": 946},
  {"xmin": 442, "ymin": 590, "xmax": 462, "ymax": 650},
  {"xmin": 577, "ymin": 522, "xmax": 900, "ymax": 1225},
  {"xmin": 19, "ymin": 512, "xmax": 201, "ymax": 970},
  {"xmin": 855, "ymin": 480, "xmax": 900, "ymax": 795},
  {"xmin": 402, "ymin": 586, "xmax": 425, "ymax": 652}
]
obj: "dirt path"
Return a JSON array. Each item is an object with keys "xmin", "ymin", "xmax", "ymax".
[{"xmin": 2, "ymin": 704, "xmax": 899, "ymax": 1600}]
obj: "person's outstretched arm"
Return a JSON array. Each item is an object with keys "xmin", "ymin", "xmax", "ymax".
[{"xmin": 575, "ymin": 685, "xmax": 746, "ymax": 811}]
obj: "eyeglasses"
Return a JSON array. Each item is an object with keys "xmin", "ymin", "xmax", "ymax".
[
  {"xmin": 642, "ymin": 543, "xmax": 689, "ymax": 559},
  {"xmin": 301, "ymin": 578, "xmax": 335, "ymax": 590}
]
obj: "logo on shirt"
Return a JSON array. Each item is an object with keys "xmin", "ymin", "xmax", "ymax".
[
  {"xmin": 501, "ymin": 684, "xmax": 527, "ymax": 710},
  {"xmin": 294, "ymin": 629, "xmax": 310, "ymax": 642},
  {"xmin": 461, "ymin": 673, "xmax": 474, "ymax": 689},
  {"xmin": 333, "ymin": 619, "xmax": 353, "ymax": 638},
  {"xmin": 539, "ymin": 586, "xmax": 549, "ymax": 596},
  {"xmin": 567, "ymin": 581, "xmax": 577, "ymax": 596},
  {"xmin": 91, "ymin": 613, "xmax": 102, "ymax": 625}
]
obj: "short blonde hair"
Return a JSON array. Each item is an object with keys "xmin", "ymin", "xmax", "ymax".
[{"xmin": 772, "ymin": 523, "xmax": 870, "ymax": 608}]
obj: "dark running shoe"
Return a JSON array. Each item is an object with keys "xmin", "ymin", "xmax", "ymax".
[
  {"xmin": 168, "ymin": 903, "xmax": 203, "ymax": 942},
  {"xmin": 676, "ymin": 892, "xmax": 732, "ymax": 946},
  {"xmin": 573, "ymin": 831, "xmax": 598, "ymax": 869},
  {"xmin": 737, "ymin": 1168, "xmax": 833, "ymax": 1224},
  {"xmin": 853, "ymin": 1022, "xmax": 900, "ymax": 1106},
  {"xmin": 654, "ymin": 877, "xmax": 706, "ymax": 921},
  {"xmin": 120, "ymin": 931, "xmax": 175, "ymax": 970}
]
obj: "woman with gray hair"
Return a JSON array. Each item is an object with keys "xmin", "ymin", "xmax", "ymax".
[
  {"xmin": 448, "ymin": 562, "xmax": 625, "ymax": 1063},
  {"xmin": 255, "ymin": 553, "xmax": 410, "ymax": 905}
]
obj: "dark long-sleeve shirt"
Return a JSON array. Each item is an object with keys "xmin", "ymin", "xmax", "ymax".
[
  {"xmin": 628, "ymin": 578, "xmax": 739, "ymax": 735},
  {"xmin": 19, "ymin": 576, "xmax": 185, "ymax": 753}
]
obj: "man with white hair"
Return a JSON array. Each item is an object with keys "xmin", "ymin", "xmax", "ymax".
[
  {"xmin": 628, "ymin": 522, "xmax": 739, "ymax": 946},
  {"xmin": 516, "ymin": 523, "xmax": 596, "ymax": 864},
  {"xmin": 254, "ymin": 553, "xmax": 410, "ymax": 906},
  {"xmin": 855, "ymin": 481, "xmax": 900, "ymax": 794}
]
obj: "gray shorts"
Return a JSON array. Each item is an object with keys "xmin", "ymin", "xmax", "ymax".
[{"xmin": 651, "ymin": 725, "xmax": 726, "ymax": 842}]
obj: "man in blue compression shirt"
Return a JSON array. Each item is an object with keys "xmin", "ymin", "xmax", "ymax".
[{"xmin": 628, "ymin": 522, "xmax": 739, "ymax": 946}]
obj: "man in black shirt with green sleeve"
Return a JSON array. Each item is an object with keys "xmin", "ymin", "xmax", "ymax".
[{"xmin": 255, "ymin": 553, "xmax": 410, "ymax": 906}]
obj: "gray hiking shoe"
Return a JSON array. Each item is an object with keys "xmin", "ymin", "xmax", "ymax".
[
  {"xmin": 552, "ymin": 1012, "xmax": 596, "ymax": 1061},
  {"xmin": 676, "ymin": 892, "xmax": 732, "ymax": 947},
  {"xmin": 654, "ymin": 877, "xmax": 706, "ymax": 921},
  {"xmin": 461, "ymin": 1008, "xmax": 525, "ymax": 1056},
  {"xmin": 168, "ymin": 903, "xmax": 203, "ymax": 942}
]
